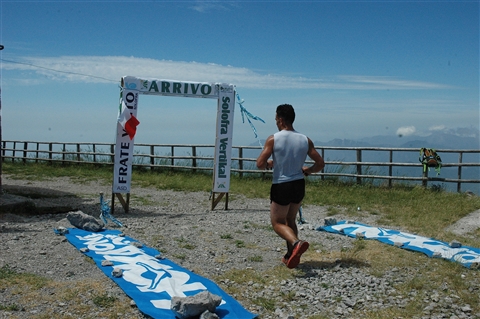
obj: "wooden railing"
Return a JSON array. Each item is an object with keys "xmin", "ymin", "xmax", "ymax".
[{"xmin": 2, "ymin": 140, "xmax": 479, "ymax": 194}]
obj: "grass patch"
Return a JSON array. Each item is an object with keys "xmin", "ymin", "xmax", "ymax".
[
  {"xmin": 0, "ymin": 303, "xmax": 21, "ymax": 311},
  {"xmin": 248, "ymin": 255, "xmax": 263, "ymax": 262},
  {"xmin": 0, "ymin": 264, "xmax": 17, "ymax": 280},
  {"xmin": 339, "ymin": 238, "xmax": 368, "ymax": 265},
  {"xmin": 130, "ymin": 194, "xmax": 158, "ymax": 206},
  {"xmin": 0, "ymin": 265, "xmax": 48, "ymax": 290},
  {"xmin": 243, "ymin": 220, "xmax": 273, "ymax": 231},
  {"xmin": 0, "ymin": 264, "xmax": 135, "ymax": 318},
  {"xmin": 92, "ymin": 293, "xmax": 117, "ymax": 308},
  {"xmin": 252, "ymin": 296, "xmax": 276, "ymax": 311},
  {"xmin": 3, "ymin": 162, "xmax": 112, "ymax": 183},
  {"xmin": 235, "ymin": 240, "xmax": 246, "ymax": 248},
  {"xmin": 174, "ymin": 236, "xmax": 196, "ymax": 250},
  {"xmin": 173, "ymin": 254, "xmax": 187, "ymax": 260}
]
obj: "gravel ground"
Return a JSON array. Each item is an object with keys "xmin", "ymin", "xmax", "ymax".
[{"xmin": 0, "ymin": 175, "xmax": 479, "ymax": 319}]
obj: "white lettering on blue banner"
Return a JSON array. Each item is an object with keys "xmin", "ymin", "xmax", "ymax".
[
  {"xmin": 319, "ymin": 221, "xmax": 480, "ymax": 268},
  {"xmin": 64, "ymin": 229, "xmax": 256, "ymax": 319}
]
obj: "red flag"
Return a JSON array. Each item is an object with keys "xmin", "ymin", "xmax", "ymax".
[{"xmin": 123, "ymin": 114, "xmax": 140, "ymax": 140}]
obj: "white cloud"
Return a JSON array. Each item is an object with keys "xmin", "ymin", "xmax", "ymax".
[
  {"xmin": 426, "ymin": 125, "xmax": 479, "ymax": 138},
  {"xmin": 189, "ymin": 0, "xmax": 232, "ymax": 13},
  {"xmin": 3, "ymin": 55, "xmax": 454, "ymax": 91},
  {"xmin": 396, "ymin": 126, "xmax": 416, "ymax": 137},
  {"xmin": 339, "ymin": 75, "xmax": 452, "ymax": 90},
  {"xmin": 429, "ymin": 125, "xmax": 446, "ymax": 131}
]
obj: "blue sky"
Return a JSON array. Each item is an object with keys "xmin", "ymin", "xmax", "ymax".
[{"xmin": 1, "ymin": 0, "xmax": 478, "ymax": 146}]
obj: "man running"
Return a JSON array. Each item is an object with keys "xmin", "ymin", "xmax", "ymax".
[{"xmin": 256, "ymin": 104, "xmax": 325, "ymax": 269}]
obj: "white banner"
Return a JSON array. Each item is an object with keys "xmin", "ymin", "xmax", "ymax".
[
  {"xmin": 113, "ymin": 89, "xmax": 138, "ymax": 193},
  {"xmin": 213, "ymin": 87, "xmax": 235, "ymax": 192},
  {"xmin": 122, "ymin": 76, "xmax": 217, "ymax": 98},
  {"xmin": 113, "ymin": 76, "xmax": 235, "ymax": 194}
]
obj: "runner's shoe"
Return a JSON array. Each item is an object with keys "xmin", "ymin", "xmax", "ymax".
[
  {"xmin": 286, "ymin": 240, "xmax": 309, "ymax": 269},
  {"xmin": 282, "ymin": 253, "xmax": 291, "ymax": 266}
]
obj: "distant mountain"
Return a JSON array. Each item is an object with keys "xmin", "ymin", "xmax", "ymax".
[
  {"xmin": 315, "ymin": 131, "xmax": 479, "ymax": 150},
  {"xmin": 317, "ymin": 138, "xmax": 372, "ymax": 147}
]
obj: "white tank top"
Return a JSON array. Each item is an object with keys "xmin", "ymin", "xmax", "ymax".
[{"xmin": 272, "ymin": 130, "xmax": 308, "ymax": 184}]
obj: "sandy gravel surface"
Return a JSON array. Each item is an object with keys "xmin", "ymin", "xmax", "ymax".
[{"xmin": 1, "ymin": 175, "xmax": 479, "ymax": 319}]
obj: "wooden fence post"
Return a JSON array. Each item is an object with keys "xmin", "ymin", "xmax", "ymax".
[
  {"xmin": 356, "ymin": 149, "xmax": 362, "ymax": 185},
  {"xmin": 457, "ymin": 152, "xmax": 463, "ymax": 193},
  {"xmin": 320, "ymin": 148, "xmax": 325, "ymax": 181},
  {"xmin": 150, "ymin": 145, "xmax": 155, "ymax": 170},
  {"xmin": 238, "ymin": 147, "xmax": 243, "ymax": 178},
  {"xmin": 76, "ymin": 144, "xmax": 81, "ymax": 164},
  {"xmin": 62, "ymin": 144, "xmax": 66, "ymax": 164},
  {"xmin": 35, "ymin": 143, "xmax": 39, "ymax": 163},
  {"xmin": 23, "ymin": 142, "xmax": 27, "ymax": 164},
  {"xmin": 12, "ymin": 141, "xmax": 16, "ymax": 162},
  {"xmin": 422, "ymin": 167, "xmax": 428, "ymax": 188},
  {"xmin": 110, "ymin": 144, "xmax": 115, "ymax": 163},
  {"xmin": 49, "ymin": 143, "xmax": 53, "ymax": 163},
  {"xmin": 388, "ymin": 150, "xmax": 393, "ymax": 188},
  {"xmin": 192, "ymin": 146, "xmax": 197, "ymax": 173}
]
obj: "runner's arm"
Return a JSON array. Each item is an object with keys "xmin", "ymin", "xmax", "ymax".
[
  {"xmin": 256, "ymin": 135, "xmax": 274, "ymax": 170},
  {"xmin": 302, "ymin": 138, "xmax": 325, "ymax": 176}
]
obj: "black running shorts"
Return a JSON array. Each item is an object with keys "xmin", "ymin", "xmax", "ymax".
[{"xmin": 270, "ymin": 179, "xmax": 305, "ymax": 206}]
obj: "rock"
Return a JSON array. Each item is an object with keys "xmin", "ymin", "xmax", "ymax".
[
  {"xmin": 54, "ymin": 227, "xmax": 69, "ymax": 235},
  {"xmin": 343, "ymin": 298, "xmax": 356, "ymax": 308},
  {"xmin": 131, "ymin": 241, "xmax": 143, "ymax": 248},
  {"xmin": 112, "ymin": 268, "xmax": 123, "ymax": 278},
  {"xmin": 171, "ymin": 291, "xmax": 222, "ymax": 319},
  {"xmin": 55, "ymin": 218, "xmax": 73, "ymax": 229},
  {"xmin": 324, "ymin": 218, "xmax": 337, "ymax": 226},
  {"xmin": 461, "ymin": 304, "xmax": 472, "ymax": 313},
  {"xmin": 334, "ymin": 306, "xmax": 344, "ymax": 315},
  {"xmin": 66, "ymin": 210, "xmax": 104, "ymax": 232},
  {"xmin": 470, "ymin": 262, "xmax": 480, "ymax": 270},
  {"xmin": 449, "ymin": 240, "xmax": 462, "ymax": 248},
  {"xmin": 200, "ymin": 310, "xmax": 220, "ymax": 319}
]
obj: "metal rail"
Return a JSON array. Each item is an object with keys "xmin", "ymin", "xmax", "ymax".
[{"xmin": 2, "ymin": 140, "xmax": 479, "ymax": 193}]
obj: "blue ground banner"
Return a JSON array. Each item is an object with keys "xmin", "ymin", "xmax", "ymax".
[
  {"xmin": 318, "ymin": 221, "xmax": 480, "ymax": 269},
  {"xmin": 63, "ymin": 228, "xmax": 257, "ymax": 319}
]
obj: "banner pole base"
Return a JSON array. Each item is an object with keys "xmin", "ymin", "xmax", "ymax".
[
  {"xmin": 211, "ymin": 192, "xmax": 229, "ymax": 210},
  {"xmin": 111, "ymin": 193, "xmax": 130, "ymax": 214}
]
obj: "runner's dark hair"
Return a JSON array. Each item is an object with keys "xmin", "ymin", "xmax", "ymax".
[{"xmin": 276, "ymin": 104, "xmax": 295, "ymax": 124}]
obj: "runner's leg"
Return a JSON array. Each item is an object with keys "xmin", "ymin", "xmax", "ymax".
[
  {"xmin": 285, "ymin": 202, "xmax": 301, "ymax": 254},
  {"xmin": 270, "ymin": 201, "xmax": 301, "ymax": 255}
]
